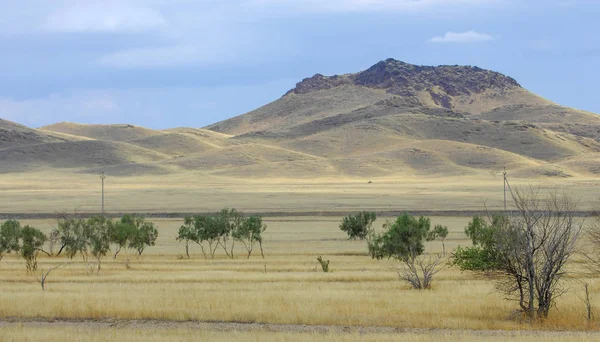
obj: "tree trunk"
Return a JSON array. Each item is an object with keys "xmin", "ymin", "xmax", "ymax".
[
  {"xmin": 113, "ymin": 246, "xmax": 121, "ymax": 259},
  {"xmin": 56, "ymin": 244, "xmax": 66, "ymax": 257},
  {"xmin": 259, "ymin": 241, "xmax": 265, "ymax": 259},
  {"xmin": 185, "ymin": 241, "xmax": 190, "ymax": 258}
]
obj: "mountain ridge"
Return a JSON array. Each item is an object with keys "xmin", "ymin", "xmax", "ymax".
[{"xmin": 3, "ymin": 58, "xmax": 600, "ymax": 179}]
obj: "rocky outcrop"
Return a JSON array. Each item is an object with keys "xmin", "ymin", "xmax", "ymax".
[{"xmin": 285, "ymin": 58, "xmax": 522, "ymax": 102}]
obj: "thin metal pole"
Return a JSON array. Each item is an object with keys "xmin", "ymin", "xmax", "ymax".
[
  {"xmin": 101, "ymin": 171, "xmax": 106, "ymax": 214},
  {"xmin": 503, "ymin": 167, "xmax": 507, "ymax": 211}
]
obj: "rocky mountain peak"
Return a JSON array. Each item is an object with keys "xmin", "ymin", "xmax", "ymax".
[{"xmin": 285, "ymin": 58, "xmax": 522, "ymax": 101}]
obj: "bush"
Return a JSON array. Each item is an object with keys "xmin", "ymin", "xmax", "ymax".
[{"xmin": 450, "ymin": 215, "xmax": 504, "ymax": 272}]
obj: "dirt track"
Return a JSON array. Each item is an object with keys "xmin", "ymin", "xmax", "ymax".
[
  {"xmin": 1, "ymin": 210, "xmax": 597, "ymax": 220},
  {"xmin": 1, "ymin": 318, "xmax": 599, "ymax": 337}
]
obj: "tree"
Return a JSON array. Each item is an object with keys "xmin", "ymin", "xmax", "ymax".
[
  {"xmin": 177, "ymin": 216, "xmax": 198, "ymax": 258},
  {"xmin": 53, "ymin": 215, "xmax": 112, "ymax": 273},
  {"xmin": 368, "ymin": 214, "xmax": 431, "ymax": 260},
  {"xmin": 427, "ymin": 224, "xmax": 449, "ymax": 256},
  {"xmin": 369, "ymin": 213, "xmax": 442, "ymax": 290},
  {"xmin": 127, "ymin": 216, "xmax": 158, "ymax": 256},
  {"xmin": 87, "ymin": 215, "xmax": 111, "ymax": 273},
  {"xmin": 233, "ymin": 215, "xmax": 267, "ymax": 259},
  {"xmin": 109, "ymin": 218, "xmax": 136, "ymax": 259},
  {"xmin": 215, "ymin": 208, "xmax": 243, "ymax": 259},
  {"xmin": 55, "ymin": 216, "xmax": 89, "ymax": 260},
  {"xmin": 0, "ymin": 220, "xmax": 22, "ymax": 263},
  {"xmin": 339, "ymin": 211, "xmax": 376, "ymax": 240},
  {"xmin": 451, "ymin": 215, "xmax": 505, "ymax": 272},
  {"xmin": 20, "ymin": 226, "xmax": 47, "ymax": 273},
  {"xmin": 196, "ymin": 215, "xmax": 222, "ymax": 259},
  {"xmin": 453, "ymin": 188, "xmax": 582, "ymax": 319}
]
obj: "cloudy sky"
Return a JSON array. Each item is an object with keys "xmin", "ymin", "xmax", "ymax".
[{"xmin": 0, "ymin": 0, "xmax": 598, "ymax": 128}]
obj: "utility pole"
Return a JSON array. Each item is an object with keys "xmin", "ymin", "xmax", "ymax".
[
  {"xmin": 101, "ymin": 171, "xmax": 106, "ymax": 214},
  {"xmin": 503, "ymin": 167, "xmax": 507, "ymax": 211}
]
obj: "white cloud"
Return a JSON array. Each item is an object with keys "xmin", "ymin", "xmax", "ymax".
[
  {"xmin": 44, "ymin": 2, "xmax": 167, "ymax": 33},
  {"xmin": 429, "ymin": 31, "xmax": 495, "ymax": 43}
]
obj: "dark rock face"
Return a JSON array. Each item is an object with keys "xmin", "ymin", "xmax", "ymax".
[
  {"xmin": 285, "ymin": 74, "xmax": 351, "ymax": 95},
  {"xmin": 285, "ymin": 58, "xmax": 521, "ymax": 99}
]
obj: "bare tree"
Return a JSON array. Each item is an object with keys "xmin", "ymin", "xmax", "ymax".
[
  {"xmin": 495, "ymin": 187, "xmax": 582, "ymax": 318},
  {"xmin": 39, "ymin": 264, "xmax": 64, "ymax": 291},
  {"xmin": 395, "ymin": 252, "xmax": 443, "ymax": 290},
  {"xmin": 583, "ymin": 210, "xmax": 600, "ymax": 273}
]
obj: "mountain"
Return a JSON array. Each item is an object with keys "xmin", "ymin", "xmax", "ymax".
[
  {"xmin": 3, "ymin": 58, "xmax": 600, "ymax": 179},
  {"xmin": 205, "ymin": 59, "xmax": 600, "ymax": 177}
]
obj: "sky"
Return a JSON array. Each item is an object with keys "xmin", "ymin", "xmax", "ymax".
[{"xmin": 0, "ymin": 0, "xmax": 598, "ymax": 129}]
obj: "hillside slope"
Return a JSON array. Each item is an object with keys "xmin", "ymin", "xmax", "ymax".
[
  {"xmin": 41, "ymin": 122, "xmax": 164, "ymax": 142},
  {"xmin": 0, "ymin": 118, "xmax": 79, "ymax": 150},
  {"xmin": 207, "ymin": 59, "xmax": 600, "ymax": 173},
  {"xmin": 4, "ymin": 58, "xmax": 600, "ymax": 179}
]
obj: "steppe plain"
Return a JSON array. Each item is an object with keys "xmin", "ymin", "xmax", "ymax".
[{"xmin": 3, "ymin": 60, "xmax": 600, "ymax": 340}]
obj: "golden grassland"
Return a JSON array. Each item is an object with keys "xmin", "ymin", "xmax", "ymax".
[
  {"xmin": 1, "ymin": 217, "xmax": 600, "ymax": 342},
  {"xmin": 2, "ymin": 172, "xmax": 600, "ymax": 213}
]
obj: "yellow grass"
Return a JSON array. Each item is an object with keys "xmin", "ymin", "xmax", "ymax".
[
  {"xmin": 2, "ymin": 172, "xmax": 600, "ymax": 213},
  {"xmin": 1, "ymin": 217, "xmax": 600, "ymax": 337}
]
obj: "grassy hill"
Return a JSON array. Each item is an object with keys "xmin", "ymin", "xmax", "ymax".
[{"xmin": 2, "ymin": 58, "xmax": 600, "ymax": 179}]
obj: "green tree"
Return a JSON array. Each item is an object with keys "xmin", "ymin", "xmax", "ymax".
[
  {"xmin": 20, "ymin": 226, "xmax": 47, "ymax": 273},
  {"xmin": 87, "ymin": 215, "xmax": 112, "ymax": 273},
  {"xmin": 127, "ymin": 216, "xmax": 158, "ymax": 256},
  {"xmin": 450, "ymin": 215, "xmax": 505, "ymax": 272},
  {"xmin": 368, "ymin": 213, "xmax": 431, "ymax": 260},
  {"xmin": 233, "ymin": 215, "xmax": 267, "ymax": 259},
  {"xmin": 339, "ymin": 211, "xmax": 376, "ymax": 240},
  {"xmin": 197, "ymin": 215, "xmax": 222, "ymax": 259},
  {"xmin": 109, "ymin": 217, "xmax": 137, "ymax": 259},
  {"xmin": 215, "ymin": 208, "xmax": 243, "ymax": 259},
  {"xmin": 55, "ymin": 216, "xmax": 89, "ymax": 260},
  {"xmin": 177, "ymin": 216, "xmax": 198, "ymax": 258},
  {"xmin": 426, "ymin": 224, "xmax": 449, "ymax": 256},
  {"xmin": 0, "ymin": 220, "xmax": 22, "ymax": 263}
]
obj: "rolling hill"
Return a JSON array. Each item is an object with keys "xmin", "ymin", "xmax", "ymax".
[{"xmin": 2, "ymin": 58, "xmax": 600, "ymax": 179}]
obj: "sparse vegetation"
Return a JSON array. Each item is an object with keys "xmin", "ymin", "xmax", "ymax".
[{"xmin": 317, "ymin": 255, "xmax": 330, "ymax": 272}]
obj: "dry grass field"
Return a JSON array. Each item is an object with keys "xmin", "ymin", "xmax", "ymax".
[
  {"xmin": 4, "ymin": 59, "xmax": 600, "ymax": 340},
  {"xmin": 1, "ymin": 217, "xmax": 600, "ymax": 341},
  {"xmin": 2, "ymin": 172, "xmax": 600, "ymax": 214}
]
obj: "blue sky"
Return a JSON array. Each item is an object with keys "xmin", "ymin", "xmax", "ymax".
[{"xmin": 0, "ymin": 0, "xmax": 598, "ymax": 129}]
